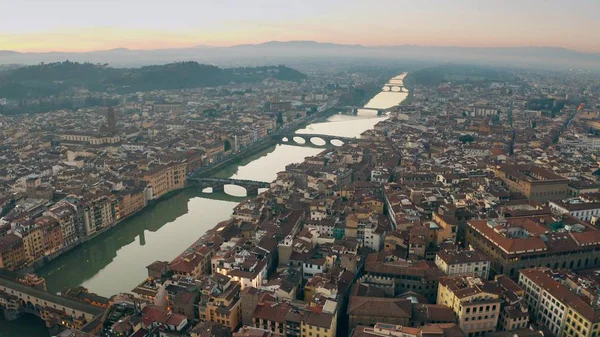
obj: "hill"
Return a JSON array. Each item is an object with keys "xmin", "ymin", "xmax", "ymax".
[
  {"xmin": 0, "ymin": 61, "xmax": 307, "ymax": 100},
  {"xmin": 1, "ymin": 42, "xmax": 598, "ymax": 69}
]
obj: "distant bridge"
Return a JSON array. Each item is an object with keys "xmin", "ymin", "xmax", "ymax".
[
  {"xmin": 0, "ymin": 275, "xmax": 104, "ymax": 328},
  {"xmin": 271, "ymin": 133, "xmax": 355, "ymax": 147},
  {"xmin": 382, "ymin": 84, "xmax": 406, "ymax": 92},
  {"xmin": 188, "ymin": 177, "xmax": 270, "ymax": 196}
]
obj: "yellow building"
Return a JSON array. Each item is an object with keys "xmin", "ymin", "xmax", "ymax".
[
  {"xmin": 198, "ymin": 274, "xmax": 242, "ymax": 332},
  {"xmin": 19, "ymin": 226, "xmax": 45, "ymax": 262},
  {"xmin": 141, "ymin": 162, "xmax": 187, "ymax": 200},
  {"xmin": 437, "ymin": 275, "xmax": 502, "ymax": 337},
  {"xmin": 118, "ymin": 189, "xmax": 147, "ymax": 219},
  {"xmin": 0, "ymin": 234, "xmax": 28, "ymax": 271},
  {"xmin": 301, "ymin": 311, "xmax": 337, "ymax": 337},
  {"xmin": 432, "ymin": 213, "xmax": 458, "ymax": 244}
]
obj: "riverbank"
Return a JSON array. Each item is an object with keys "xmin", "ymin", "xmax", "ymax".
[{"xmin": 35, "ymin": 74, "xmax": 408, "ymax": 297}]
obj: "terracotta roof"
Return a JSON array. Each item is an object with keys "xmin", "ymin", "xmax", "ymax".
[{"xmin": 347, "ymin": 296, "xmax": 411, "ymax": 319}]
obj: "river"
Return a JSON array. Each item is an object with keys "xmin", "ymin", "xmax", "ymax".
[{"xmin": 2, "ymin": 74, "xmax": 408, "ymax": 336}]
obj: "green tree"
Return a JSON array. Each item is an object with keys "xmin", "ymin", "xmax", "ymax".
[{"xmin": 459, "ymin": 135, "xmax": 475, "ymax": 143}]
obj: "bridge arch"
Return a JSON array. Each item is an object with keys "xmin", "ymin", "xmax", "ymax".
[
  {"xmin": 330, "ymin": 139, "xmax": 345, "ymax": 147},
  {"xmin": 309, "ymin": 136, "xmax": 326, "ymax": 146},
  {"xmin": 292, "ymin": 136, "xmax": 306, "ymax": 145}
]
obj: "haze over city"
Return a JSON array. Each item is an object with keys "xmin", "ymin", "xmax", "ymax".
[
  {"xmin": 2, "ymin": 0, "xmax": 600, "ymax": 53},
  {"xmin": 2, "ymin": 1, "xmax": 600, "ymax": 337}
]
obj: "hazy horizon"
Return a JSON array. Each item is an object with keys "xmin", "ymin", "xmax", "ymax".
[{"xmin": 2, "ymin": 0, "xmax": 599, "ymax": 53}]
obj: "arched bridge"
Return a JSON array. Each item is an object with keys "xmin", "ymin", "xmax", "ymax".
[
  {"xmin": 271, "ymin": 133, "xmax": 355, "ymax": 147},
  {"xmin": 382, "ymin": 84, "xmax": 406, "ymax": 92},
  {"xmin": 0, "ymin": 275, "xmax": 104, "ymax": 328},
  {"xmin": 188, "ymin": 177, "xmax": 270, "ymax": 196}
]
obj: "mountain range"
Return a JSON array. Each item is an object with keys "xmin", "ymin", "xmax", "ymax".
[{"xmin": 1, "ymin": 41, "xmax": 599, "ymax": 69}]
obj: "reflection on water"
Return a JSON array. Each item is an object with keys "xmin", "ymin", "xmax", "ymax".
[
  {"xmin": 38, "ymin": 74, "xmax": 409, "ymax": 297},
  {"xmin": 0, "ymin": 314, "xmax": 49, "ymax": 337},
  {"xmin": 38, "ymin": 189, "xmax": 238, "ymax": 296}
]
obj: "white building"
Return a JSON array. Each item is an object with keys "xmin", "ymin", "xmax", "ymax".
[{"xmin": 549, "ymin": 199, "xmax": 600, "ymax": 222}]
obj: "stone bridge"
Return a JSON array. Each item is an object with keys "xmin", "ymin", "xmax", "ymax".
[
  {"xmin": 271, "ymin": 133, "xmax": 355, "ymax": 147},
  {"xmin": 0, "ymin": 275, "xmax": 104, "ymax": 328},
  {"xmin": 382, "ymin": 84, "xmax": 406, "ymax": 92},
  {"xmin": 188, "ymin": 177, "xmax": 271, "ymax": 196}
]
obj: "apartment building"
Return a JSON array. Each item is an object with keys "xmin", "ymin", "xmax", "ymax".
[
  {"xmin": 141, "ymin": 162, "xmax": 187, "ymax": 200},
  {"xmin": 0, "ymin": 234, "xmax": 27, "ymax": 270},
  {"xmin": 82, "ymin": 195, "xmax": 118, "ymax": 236},
  {"xmin": 197, "ymin": 274, "xmax": 242, "ymax": 332},
  {"xmin": 437, "ymin": 275, "xmax": 502, "ymax": 337},
  {"xmin": 519, "ymin": 268, "xmax": 600, "ymax": 337},
  {"xmin": 45, "ymin": 204, "xmax": 78, "ymax": 246},
  {"xmin": 117, "ymin": 189, "xmax": 147, "ymax": 220}
]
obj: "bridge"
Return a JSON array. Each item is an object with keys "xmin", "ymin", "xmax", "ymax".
[
  {"xmin": 271, "ymin": 133, "xmax": 355, "ymax": 147},
  {"xmin": 333, "ymin": 106, "xmax": 382, "ymax": 114},
  {"xmin": 188, "ymin": 177, "xmax": 271, "ymax": 196},
  {"xmin": 0, "ymin": 275, "xmax": 105, "ymax": 328},
  {"xmin": 382, "ymin": 84, "xmax": 406, "ymax": 92}
]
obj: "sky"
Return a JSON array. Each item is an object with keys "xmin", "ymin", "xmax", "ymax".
[{"xmin": 2, "ymin": 0, "xmax": 599, "ymax": 53}]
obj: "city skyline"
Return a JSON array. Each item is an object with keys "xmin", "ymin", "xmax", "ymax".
[{"xmin": 2, "ymin": 0, "xmax": 600, "ymax": 53}]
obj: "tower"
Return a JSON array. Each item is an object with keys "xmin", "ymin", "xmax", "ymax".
[{"xmin": 107, "ymin": 107, "xmax": 116, "ymax": 133}]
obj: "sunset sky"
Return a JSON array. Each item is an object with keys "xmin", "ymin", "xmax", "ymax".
[{"xmin": 2, "ymin": 0, "xmax": 599, "ymax": 53}]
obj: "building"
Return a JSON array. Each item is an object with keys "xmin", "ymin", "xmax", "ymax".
[
  {"xmin": 141, "ymin": 162, "xmax": 187, "ymax": 200},
  {"xmin": 169, "ymin": 246, "xmax": 213, "ymax": 279},
  {"xmin": 14, "ymin": 224, "xmax": 44, "ymax": 262},
  {"xmin": 252, "ymin": 299, "xmax": 301, "ymax": 337},
  {"xmin": 519, "ymin": 268, "xmax": 600, "ymax": 337},
  {"xmin": 435, "ymin": 244, "xmax": 491, "ymax": 279},
  {"xmin": 549, "ymin": 199, "xmax": 600, "ymax": 222},
  {"xmin": 82, "ymin": 195, "xmax": 118, "ymax": 236},
  {"xmin": 45, "ymin": 204, "xmax": 78, "ymax": 247},
  {"xmin": 153, "ymin": 103, "xmax": 185, "ymax": 113},
  {"xmin": 351, "ymin": 322, "xmax": 465, "ymax": 337},
  {"xmin": 106, "ymin": 107, "xmax": 116, "ymax": 134},
  {"xmin": 0, "ymin": 234, "xmax": 27, "ymax": 270},
  {"xmin": 197, "ymin": 274, "xmax": 242, "ymax": 332},
  {"xmin": 360, "ymin": 252, "xmax": 444, "ymax": 302},
  {"xmin": 117, "ymin": 189, "xmax": 147, "ymax": 220},
  {"xmin": 301, "ymin": 300, "xmax": 337, "ymax": 337},
  {"xmin": 347, "ymin": 297, "xmax": 411, "ymax": 329},
  {"xmin": 495, "ymin": 164, "xmax": 569, "ymax": 201},
  {"xmin": 437, "ymin": 275, "xmax": 502, "ymax": 337},
  {"xmin": 465, "ymin": 215, "xmax": 600, "ymax": 278},
  {"xmin": 59, "ymin": 132, "xmax": 121, "ymax": 145}
]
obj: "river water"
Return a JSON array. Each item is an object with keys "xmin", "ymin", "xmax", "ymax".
[
  {"xmin": 8, "ymin": 75, "xmax": 408, "ymax": 337},
  {"xmin": 37, "ymin": 81, "xmax": 408, "ymax": 297},
  {"xmin": 37, "ymin": 113, "xmax": 396, "ymax": 297}
]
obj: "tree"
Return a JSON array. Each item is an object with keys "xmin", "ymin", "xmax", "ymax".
[{"xmin": 459, "ymin": 135, "xmax": 475, "ymax": 143}]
